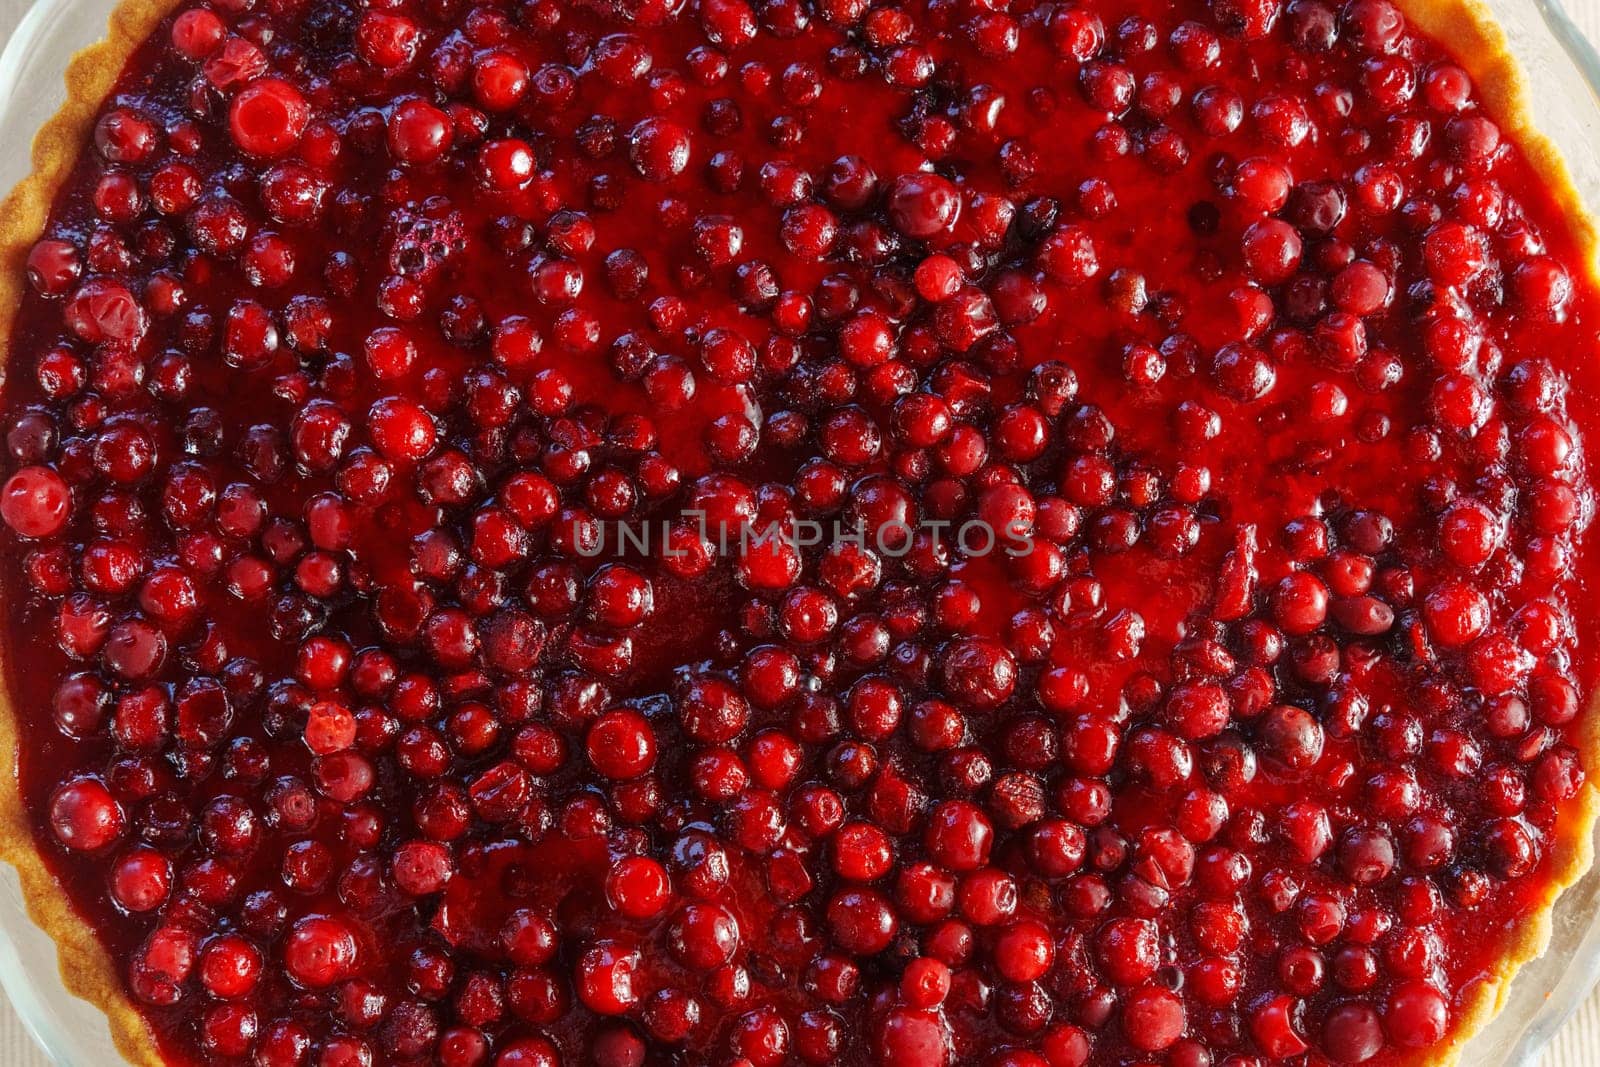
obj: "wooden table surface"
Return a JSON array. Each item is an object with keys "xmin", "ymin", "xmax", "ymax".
[{"xmin": 0, "ymin": 0, "xmax": 1597, "ymax": 1062}]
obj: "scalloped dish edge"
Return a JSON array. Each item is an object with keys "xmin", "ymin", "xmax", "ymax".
[{"xmin": 0, "ymin": 0, "xmax": 1593, "ymax": 1064}]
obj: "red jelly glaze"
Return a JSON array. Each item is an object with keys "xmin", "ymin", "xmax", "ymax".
[{"xmin": 1, "ymin": 0, "xmax": 1598, "ymax": 1063}]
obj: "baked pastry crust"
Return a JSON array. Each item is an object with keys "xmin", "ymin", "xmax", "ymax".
[{"xmin": 0, "ymin": 0, "xmax": 1593, "ymax": 1064}]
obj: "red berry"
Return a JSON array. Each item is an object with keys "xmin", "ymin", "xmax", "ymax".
[
  {"xmin": 628, "ymin": 118, "xmax": 691, "ymax": 180},
  {"xmin": 1122, "ymin": 985, "xmax": 1185, "ymax": 1052},
  {"xmin": 49, "ymin": 778, "xmax": 123, "ymax": 851},
  {"xmin": 110, "ymin": 847, "xmax": 172, "ymax": 911},
  {"xmin": 586, "ymin": 708, "xmax": 657, "ymax": 779},
  {"xmin": 606, "ymin": 855, "xmax": 671, "ymax": 919},
  {"xmin": 887, "ymin": 172, "xmax": 962, "ymax": 239},
  {"xmin": 1, "ymin": 465, "xmax": 70, "ymax": 538},
  {"xmin": 387, "ymin": 99, "xmax": 453, "ymax": 163},
  {"xmin": 283, "ymin": 916, "xmax": 358, "ymax": 987},
  {"xmin": 228, "ymin": 78, "xmax": 309, "ymax": 157},
  {"xmin": 576, "ymin": 942, "xmax": 641, "ymax": 1014}
]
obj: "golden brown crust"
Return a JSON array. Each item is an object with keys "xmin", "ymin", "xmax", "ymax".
[
  {"xmin": 0, "ymin": 0, "xmax": 1595, "ymax": 1065},
  {"xmin": 0, "ymin": 1, "xmax": 187, "ymax": 1062}
]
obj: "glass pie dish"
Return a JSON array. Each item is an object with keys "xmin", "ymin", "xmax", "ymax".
[{"xmin": 0, "ymin": 0, "xmax": 1597, "ymax": 1063}]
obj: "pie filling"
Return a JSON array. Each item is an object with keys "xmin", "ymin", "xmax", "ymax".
[{"xmin": 0, "ymin": 0, "xmax": 1596, "ymax": 1062}]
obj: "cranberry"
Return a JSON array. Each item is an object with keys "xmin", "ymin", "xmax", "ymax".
[
  {"xmin": 171, "ymin": 9, "xmax": 224, "ymax": 59},
  {"xmin": 1, "ymin": 465, "xmax": 70, "ymax": 537},
  {"xmin": 586, "ymin": 708, "xmax": 657, "ymax": 779},
  {"xmin": 26, "ymin": 239, "xmax": 81, "ymax": 296},
  {"xmin": 283, "ymin": 916, "xmax": 358, "ymax": 988},
  {"xmin": 629, "ymin": 118, "xmax": 692, "ymax": 180},
  {"xmin": 228, "ymin": 79, "xmax": 310, "ymax": 157},
  {"xmin": 875, "ymin": 1008, "xmax": 950, "ymax": 1064},
  {"xmin": 200, "ymin": 934, "xmax": 263, "ymax": 999},
  {"xmin": 606, "ymin": 855, "xmax": 671, "ymax": 919},
  {"xmin": 826, "ymin": 888, "xmax": 897, "ymax": 955},
  {"xmin": 925, "ymin": 800, "xmax": 994, "ymax": 871},
  {"xmin": 1385, "ymin": 983, "xmax": 1449, "ymax": 1048},
  {"xmin": 576, "ymin": 942, "xmax": 642, "ymax": 1014},
  {"xmin": 388, "ymin": 99, "xmax": 454, "ymax": 163},
  {"xmin": 940, "ymin": 638, "xmax": 1017, "ymax": 708},
  {"xmin": 110, "ymin": 847, "xmax": 172, "ymax": 911},
  {"xmin": 65, "ymin": 278, "xmax": 146, "ymax": 345},
  {"xmin": 392, "ymin": 839, "xmax": 454, "ymax": 895},
  {"xmin": 1325, "ymin": 1002, "xmax": 1385, "ymax": 1062},
  {"xmin": 1122, "ymin": 985, "xmax": 1185, "ymax": 1052},
  {"xmin": 887, "ymin": 172, "xmax": 962, "ymax": 239},
  {"xmin": 49, "ymin": 777, "xmax": 123, "ymax": 850}
]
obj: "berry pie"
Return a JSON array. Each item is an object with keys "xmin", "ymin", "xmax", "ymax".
[{"xmin": 0, "ymin": 0, "xmax": 1596, "ymax": 1062}]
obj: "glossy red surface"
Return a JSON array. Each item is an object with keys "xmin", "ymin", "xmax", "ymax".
[{"xmin": 1, "ymin": 0, "xmax": 1598, "ymax": 1062}]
